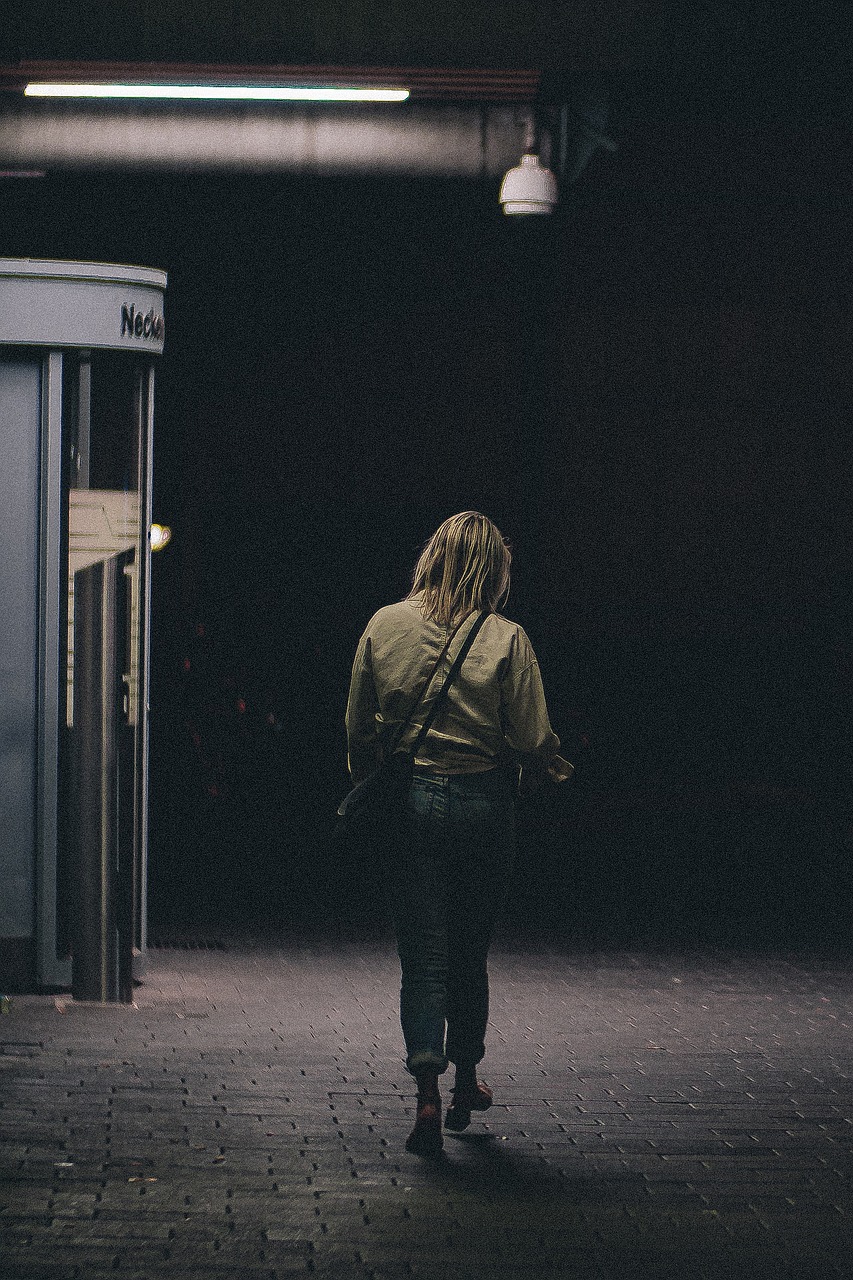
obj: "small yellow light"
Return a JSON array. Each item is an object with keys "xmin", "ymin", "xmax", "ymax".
[{"xmin": 150, "ymin": 523, "xmax": 172, "ymax": 551}]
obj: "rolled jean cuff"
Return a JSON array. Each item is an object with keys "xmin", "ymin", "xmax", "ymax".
[{"xmin": 406, "ymin": 1050, "xmax": 449, "ymax": 1076}]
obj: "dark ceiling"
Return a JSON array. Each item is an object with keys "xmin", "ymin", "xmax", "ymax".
[
  {"xmin": 2, "ymin": 2, "xmax": 849, "ymax": 129},
  {"xmin": 2, "ymin": 1, "xmax": 634, "ymax": 69},
  {"xmin": 3, "ymin": 0, "xmax": 845, "ymax": 167}
]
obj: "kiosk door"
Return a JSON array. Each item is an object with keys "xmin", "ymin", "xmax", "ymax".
[{"xmin": 62, "ymin": 351, "xmax": 154, "ymax": 1000}]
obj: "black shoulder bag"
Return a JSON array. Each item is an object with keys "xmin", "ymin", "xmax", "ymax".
[{"xmin": 336, "ymin": 610, "xmax": 488, "ymax": 845}]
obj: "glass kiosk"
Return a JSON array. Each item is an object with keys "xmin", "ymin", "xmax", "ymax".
[{"xmin": 0, "ymin": 259, "xmax": 166, "ymax": 998}]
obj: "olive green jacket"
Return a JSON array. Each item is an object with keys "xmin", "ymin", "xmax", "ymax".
[{"xmin": 345, "ymin": 598, "xmax": 562, "ymax": 784}]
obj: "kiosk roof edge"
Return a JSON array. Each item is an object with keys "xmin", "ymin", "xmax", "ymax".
[
  {"xmin": 0, "ymin": 259, "xmax": 166, "ymax": 353},
  {"xmin": 0, "ymin": 258, "xmax": 167, "ymax": 289}
]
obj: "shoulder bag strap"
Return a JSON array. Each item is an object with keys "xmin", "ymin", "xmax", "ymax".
[{"xmin": 408, "ymin": 610, "xmax": 488, "ymax": 756}]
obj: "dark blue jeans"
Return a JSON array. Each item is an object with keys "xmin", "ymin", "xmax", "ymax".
[{"xmin": 383, "ymin": 767, "xmax": 516, "ymax": 1076}]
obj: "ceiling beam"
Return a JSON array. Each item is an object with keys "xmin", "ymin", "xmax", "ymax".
[{"xmin": 0, "ymin": 61, "xmax": 541, "ymax": 103}]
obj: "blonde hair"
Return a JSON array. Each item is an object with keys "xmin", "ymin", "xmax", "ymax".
[{"xmin": 407, "ymin": 511, "xmax": 511, "ymax": 626}]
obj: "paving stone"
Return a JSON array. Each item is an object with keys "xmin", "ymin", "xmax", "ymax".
[{"xmin": 2, "ymin": 936, "xmax": 853, "ymax": 1276}]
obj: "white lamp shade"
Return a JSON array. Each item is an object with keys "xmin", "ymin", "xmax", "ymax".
[{"xmin": 499, "ymin": 153, "xmax": 558, "ymax": 215}]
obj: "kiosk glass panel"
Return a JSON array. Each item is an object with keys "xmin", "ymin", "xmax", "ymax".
[{"xmin": 61, "ymin": 351, "xmax": 151, "ymax": 998}]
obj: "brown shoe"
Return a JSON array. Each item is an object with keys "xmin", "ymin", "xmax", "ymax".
[
  {"xmin": 405, "ymin": 1093, "xmax": 443, "ymax": 1155},
  {"xmin": 444, "ymin": 1081, "xmax": 493, "ymax": 1132}
]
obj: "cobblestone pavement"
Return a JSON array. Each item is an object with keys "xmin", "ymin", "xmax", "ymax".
[{"xmin": 2, "ymin": 931, "xmax": 853, "ymax": 1279}]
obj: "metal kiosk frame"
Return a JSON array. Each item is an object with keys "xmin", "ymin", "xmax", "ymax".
[{"xmin": 0, "ymin": 258, "xmax": 166, "ymax": 997}]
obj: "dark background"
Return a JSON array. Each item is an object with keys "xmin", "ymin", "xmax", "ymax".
[{"xmin": 2, "ymin": 2, "xmax": 851, "ymax": 948}]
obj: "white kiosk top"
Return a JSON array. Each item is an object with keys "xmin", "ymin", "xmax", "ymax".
[{"xmin": 0, "ymin": 258, "xmax": 167, "ymax": 354}]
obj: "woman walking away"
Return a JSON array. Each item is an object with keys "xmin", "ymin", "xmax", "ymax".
[{"xmin": 345, "ymin": 512, "xmax": 572, "ymax": 1156}]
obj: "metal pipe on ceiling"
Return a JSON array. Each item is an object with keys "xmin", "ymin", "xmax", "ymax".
[{"xmin": 0, "ymin": 101, "xmax": 530, "ymax": 177}]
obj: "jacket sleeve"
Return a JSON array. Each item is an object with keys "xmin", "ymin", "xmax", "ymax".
[
  {"xmin": 500, "ymin": 630, "xmax": 561, "ymax": 770},
  {"xmin": 345, "ymin": 630, "xmax": 382, "ymax": 783}
]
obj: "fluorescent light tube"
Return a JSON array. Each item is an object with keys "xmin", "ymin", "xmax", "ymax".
[{"xmin": 24, "ymin": 83, "xmax": 410, "ymax": 102}]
